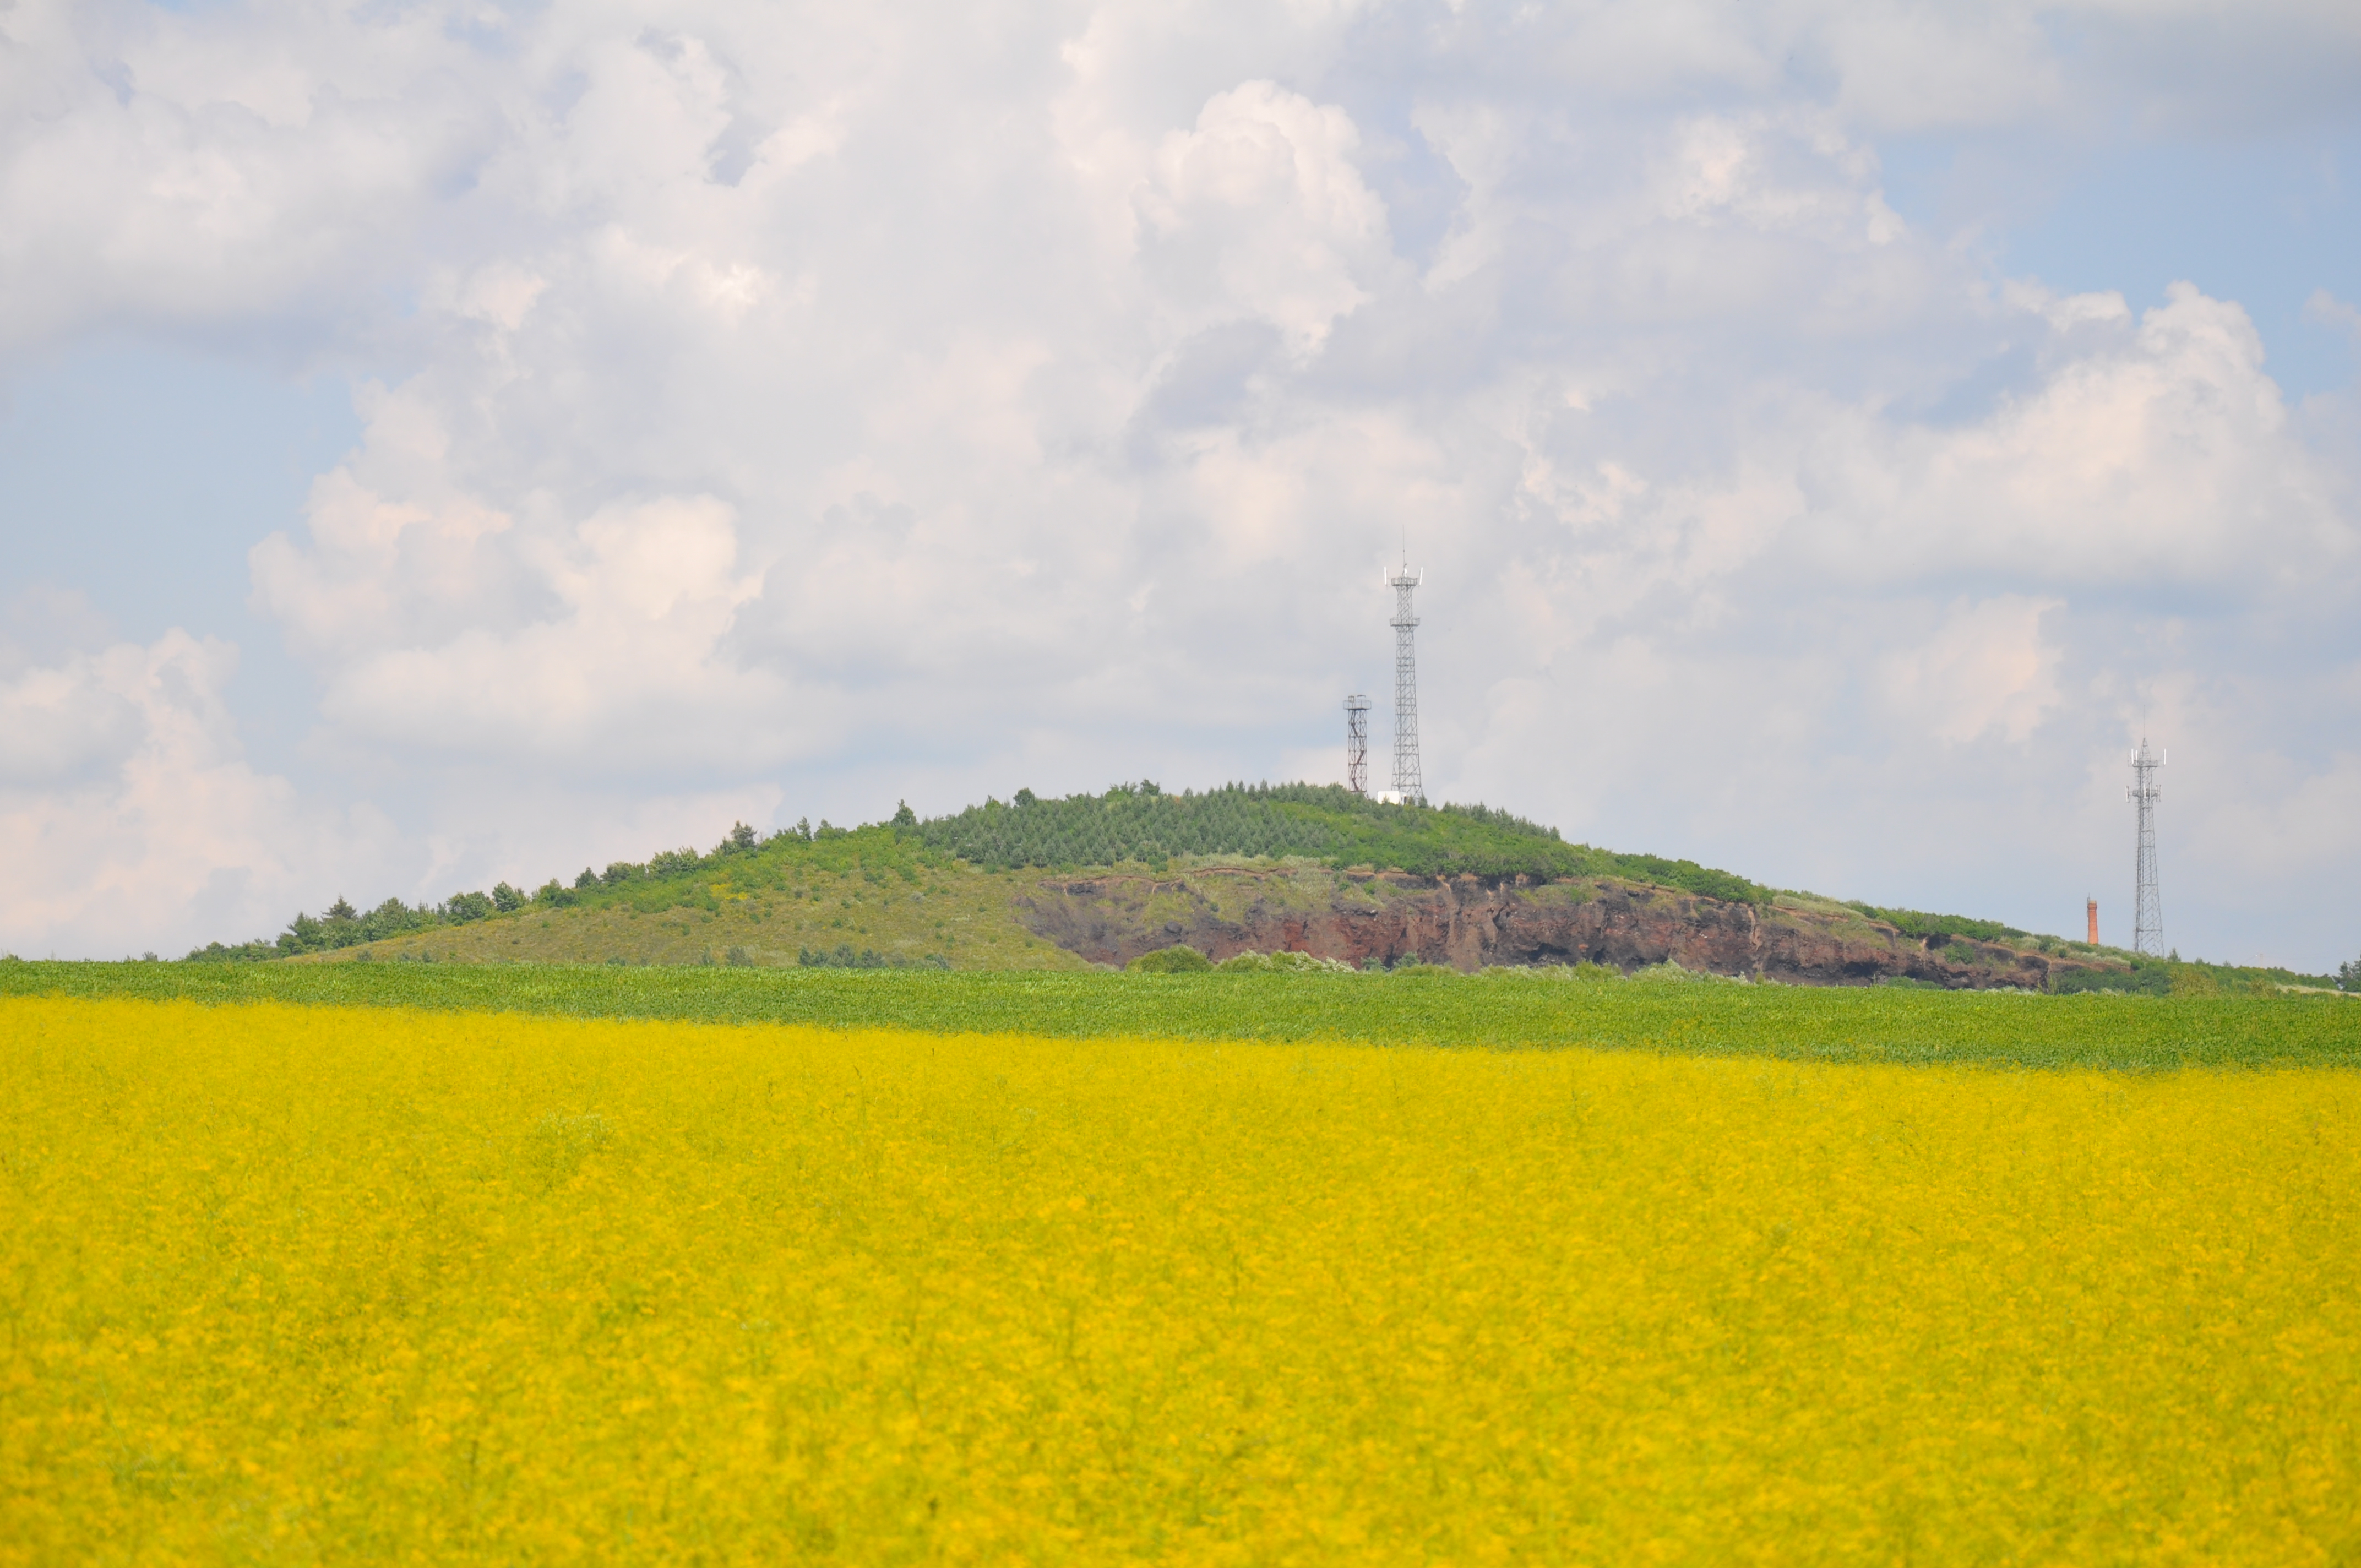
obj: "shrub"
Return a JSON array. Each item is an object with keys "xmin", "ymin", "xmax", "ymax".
[
  {"xmin": 800, "ymin": 944, "xmax": 886, "ymax": 968},
  {"xmin": 2053, "ymin": 963, "xmax": 2169, "ymax": 997},
  {"xmin": 1628, "ymin": 961, "xmax": 1729, "ymax": 985},
  {"xmin": 2170, "ymin": 966, "xmax": 2221, "ymax": 998},
  {"xmin": 182, "ymin": 940, "xmax": 276, "ymax": 963},
  {"xmin": 1214, "ymin": 950, "xmax": 1353, "ymax": 974},
  {"xmin": 1847, "ymin": 902, "xmax": 2030, "ymax": 945},
  {"xmin": 1129, "ymin": 945, "xmax": 1212, "ymax": 974}
]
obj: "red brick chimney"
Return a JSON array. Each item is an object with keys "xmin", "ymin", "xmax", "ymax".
[{"xmin": 2086, "ymin": 899, "xmax": 2099, "ymax": 945}]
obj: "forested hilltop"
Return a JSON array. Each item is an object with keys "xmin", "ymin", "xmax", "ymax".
[
  {"xmin": 184, "ymin": 782, "xmax": 1764, "ymax": 962},
  {"xmin": 163, "ymin": 780, "xmax": 2348, "ymax": 993},
  {"xmin": 912, "ymin": 782, "xmax": 1767, "ymax": 898}
]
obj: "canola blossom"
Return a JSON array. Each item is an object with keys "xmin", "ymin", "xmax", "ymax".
[{"xmin": 3, "ymin": 996, "xmax": 2358, "ymax": 1562}]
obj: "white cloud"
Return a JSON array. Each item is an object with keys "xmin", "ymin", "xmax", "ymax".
[
  {"xmin": 1797, "ymin": 283, "xmax": 2352, "ymax": 592},
  {"xmin": 2305, "ymin": 288, "xmax": 2361, "ymax": 340},
  {"xmin": 0, "ymin": 0, "xmax": 486, "ymax": 350},
  {"xmin": 246, "ymin": 377, "xmax": 537, "ymax": 665},
  {"xmin": 2, "ymin": 0, "xmax": 2358, "ymax": 967},
  {"xmin": 0, "ymin": 645, "xmax": 148, "ymax": 788},
  {"xmin": 0, "ymin": 630, "xmax": 397, "ymax": 957},
  {"xmin": 262, "ymin": 469, "xmax": 791, "ymax": 769},
  {"xmin": 1139, "ymin": 81, "xmax": 1392, "ymax": 353},
  {"xmin": 1877, "ymin": 596, "xmax": 2063, "ymax": 744},
  {"xmin": 1820, "ymin": 2, "xmax": 2064, "ymax": 131}
]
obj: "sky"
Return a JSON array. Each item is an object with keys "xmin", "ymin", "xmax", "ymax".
[{"xmin": 2, "ymin": 0, "xmax": 2358, "ymax": 970}]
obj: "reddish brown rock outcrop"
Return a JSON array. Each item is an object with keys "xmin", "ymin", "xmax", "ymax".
[{"xmin": 1018, "ymin": 869, "xmax": 2118, "ymax": 990}]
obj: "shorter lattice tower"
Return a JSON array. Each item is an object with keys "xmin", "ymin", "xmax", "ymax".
[
  {"xmin": 2128, "ymin": 737, "xmax": 2165, "ymax": 956},
  {"xmin": 1343, "ymin": 694, "xmax": 1371, "ymax": 794},
  {"xmin": 1388, "ymin": 562, "xmax": 1424, "ymax": 802}
]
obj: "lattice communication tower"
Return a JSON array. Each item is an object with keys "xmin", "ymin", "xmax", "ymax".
[
  {"xmin": 1343, "ymin": 694, "xmax": 1371, "ymax": 795},
  {"xmin": 2128, "ymin": 737, "xmax": 2165, "ymax": 956},
  {"xmin": 1388, "ymin": 562, "xmax": 1424, "ymax": 803}
]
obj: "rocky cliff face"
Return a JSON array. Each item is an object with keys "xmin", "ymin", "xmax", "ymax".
[{"xmin": 1018, "ymin": 869, "xmax": 2114, "ymax": 990}]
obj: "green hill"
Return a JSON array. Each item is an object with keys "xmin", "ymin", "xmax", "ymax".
[
  {"xmin": 171, "ymin": 781, "xmax": 2346, "ymax": 993},
  {"xmin": 186, "ymin": 783, "xmax": 1766, "ymax": 967}
]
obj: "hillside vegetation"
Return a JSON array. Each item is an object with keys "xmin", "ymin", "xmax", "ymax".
[
  {"xmin": 157, "ymin": 780, "xmax": 2348, "ymax": 992},
  {"xmin": 179, "ymin": 782, "xmax": 1774, "ymax": 966},
  {"xmin": 916, "ymin": 781, "xmax": 1768, "ymax": 899}
]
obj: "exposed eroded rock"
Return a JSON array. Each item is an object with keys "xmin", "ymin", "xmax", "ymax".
[{"xmin": 1018, "ymin": 868, "xmax": 2115, "ymax": 989}]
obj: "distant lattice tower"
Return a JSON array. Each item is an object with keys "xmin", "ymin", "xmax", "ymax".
[
  {"xmin": 1388, "ymin": 561, "xmax": 1424, "ymax": 803},
  {"xmin": 1343, "ymin": 694, "xmax": 1371, "ymax": 795},
  {"xmin": 2129, "ymin": 737, "xmax": 2165, "ymax": 956}
]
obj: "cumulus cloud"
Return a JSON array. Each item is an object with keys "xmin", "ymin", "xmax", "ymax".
[
  {"xmin": 1139, "ymin": 81, "xmax": 1394, "ymax": 354},
  {"xmin": 248, "ymin": 383, "xmax": 529, "ymax": 660},
  {"xmin": 0, "ymin": 0, "xmax": 488, "ymax": 351},
  {"xmin": 1876, "ymin": 596, "xmax": 2063, "ymax": 745},
  {"xmin": 2, "ymin": 0, "xmax": 2358, "ymax": 967},
  {"xmin": 1797, "ymin": 284, "xmax": 2352, "ymax": 594},
  {"xmin": 310, "ymin": 495, "xmax": 787, "ymax": 767},
  {"xmin": 0, "ymin": 629, "xmax": 399, "ymax": 957}
]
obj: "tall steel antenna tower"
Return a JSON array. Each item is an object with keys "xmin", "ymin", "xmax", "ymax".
[
  {"xmin": 1388, "ymin": 559, "xmax": 1424, "ymax": 802},
  {"xmin": 1343, "ymin": 694, "xmax": 1370, "ymax": 795},
  {"xmin": 2128, "ymin": 737, "xmax": 2165, "ymax": 956}
]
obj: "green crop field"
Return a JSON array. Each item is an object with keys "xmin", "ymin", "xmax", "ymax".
[{"xmin": 4, "ymin": 959, "xmax": 2354, "ymax": 1072}]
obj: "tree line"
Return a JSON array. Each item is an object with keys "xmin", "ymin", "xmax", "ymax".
[
  {"xmin": 910, "ymin": 780, "xmax": 1771, "ymax": 900},
  {"xmin": 187, "ymin": 819, "xmax": 791, "ymax": 961}
]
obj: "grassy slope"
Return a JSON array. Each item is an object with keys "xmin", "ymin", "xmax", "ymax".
[
  {"xmin": 307, "ymin": 859, "xmax": 1089, "ymax": 971},
  {"xmin": 172, "ymin": 786, "xmax": 2332, "ymax": 990},
  {"xmin": 193, "ymin": 789, "xmax": 1796, "ymax": 971},
  {"xmin": 313, "ymin": 858, "xmax": 2201, "ymax": 990},
  {"xmin": 280, "ymin": 851, "xmax": 1644, "ymax": 975},
  {"xmin": 6, "ymin": 961, "xmax": 2355, "ymax": 1071}
]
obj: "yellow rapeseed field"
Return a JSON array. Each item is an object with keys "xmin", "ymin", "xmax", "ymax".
[{"xmin": 3, "ymin": 997, "xmax": 2358, "ymax": 1565}]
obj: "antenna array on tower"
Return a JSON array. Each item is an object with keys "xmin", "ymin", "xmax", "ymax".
[
  {"xmin": 2128, "ymin": 738, "xmax": 2165, "ymax": 956},
  {"xmin": 1343, "ymin": 694, "xmax": 1371, "ymax": 795},
  {"xmin": 1388, "ymin": 563, "xmax": 1424, "ymax": 803}
]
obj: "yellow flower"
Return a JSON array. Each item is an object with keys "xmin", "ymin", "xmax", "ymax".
[{"xmin": 1, "ymin": 995, "xmax": 2355, "ymax": 1564}]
